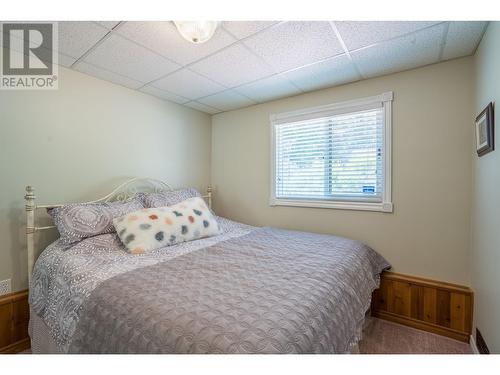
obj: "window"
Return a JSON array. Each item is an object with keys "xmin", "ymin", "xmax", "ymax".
[{"xmin": 270, "ymin": 92, "xmax": 393, "ymax": 212}]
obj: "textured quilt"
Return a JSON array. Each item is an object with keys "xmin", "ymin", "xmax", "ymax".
[
  {"xmin": 67, "ymin": 227, "xmax": 389, "ymax": 354},
  {"xmin": 29, "ymin": 217, "xmax": 254, "ymax": 352}
]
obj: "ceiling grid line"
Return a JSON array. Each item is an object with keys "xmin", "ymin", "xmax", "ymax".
[
  {"xmin": 53, "ymin": 21, "xmax": 488, "ymax": 114},
  {"xmin": 345, "ymin": 21, "xmax": 448, "ymax": 55},
  {"xmin": 73, "ymin": 21, "xmax": 435, "ymax": 100},
  {"xmin": 437, "ymin": 22, "xmax": 451, "ymax": 61},
  {"xmin": 141, "ymin": 21, "xmax": 482, "ymax": 107},
  {"xmin": 471, "ymin": 21, "xmax": 490, "ymax": 56},
  {"xmin": 79, "ymin": 24, "xmax": 237, "ymax": 100},
  {"xmin": 136, "ymin": 22, "xmax": 304, "ymax": 108},
  {"xmin": 70, "ymin": 29, "xmax": 114, "ymax": 69},
  {"xmin": 104, "ymin": 30, "xmax": 185, "ymax": 77},
  {"xmin": 222, "ymin": 25, "xmax": 305, "ymax": 95},
  {"xmin": 186, "ymin": 51, "xmax": 362, "ymax": 104},
  {"xmin": 87, "ymin": 21, "xmax": 238, "ymax": 90},
  {"xmin": 329, "ymin": 21, "xmax": 365, "ymax": 80},
  {"xmin": 136, "ymin": 22, "xmax": 290, "ymax": 90}
]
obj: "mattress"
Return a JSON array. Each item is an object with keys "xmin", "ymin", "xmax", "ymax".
[{"xmin": 29, "ymin": 216, "xmax": 389, "ymax": 353}]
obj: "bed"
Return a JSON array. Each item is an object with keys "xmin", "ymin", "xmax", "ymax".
[{"xmin": 25, "ymin": 178, "xmax": 390, "ymax": 354}]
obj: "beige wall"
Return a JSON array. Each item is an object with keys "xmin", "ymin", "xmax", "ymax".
[
  {"xmin": 0, "ymin": 42, "xmax": 486, "ymax": 337},
  {"xmin": 472, "ymin": 22, "xmax": 500, "ymax": 352},
  {"xmin": 0, "ymin": 63, "xmax": 211, "ymax": 292},
  {"xmin": 212, "ymin": 57, "xmax": 474, "ymax": 285}
]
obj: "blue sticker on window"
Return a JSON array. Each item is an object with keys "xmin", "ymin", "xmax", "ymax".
[{"xmin": 363, "ymin": 185, "xmax": 375, "ymax": 194}]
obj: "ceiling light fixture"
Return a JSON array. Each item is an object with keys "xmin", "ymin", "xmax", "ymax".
[{"xmin": 173, "ymin": 21, "xmax": 219, "ymax": 44}]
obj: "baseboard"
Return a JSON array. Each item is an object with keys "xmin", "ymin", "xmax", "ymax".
[
  {"xmin": 0, "ymin": 290, "xmax": 30, "ymax": 354},
  {"xmin": 372, "ymin": 272, "xmax": 473, "ymax": 343},
  {"xmin": 373, "ymin": 310, "xmax": 470, "ymax": 342},
  {"xmin": 470, "ymin": 334, "xmax": 479, "ymax": 354},
  {"xmin": 0, "ymin": 338, "xmax": 30, "ymax": 354}
]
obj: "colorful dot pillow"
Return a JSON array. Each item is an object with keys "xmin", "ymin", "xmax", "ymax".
[{"xmin": 113, "ymin": 197, "xmax": 220, "ymax": 254}]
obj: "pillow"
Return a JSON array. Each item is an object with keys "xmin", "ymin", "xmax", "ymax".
[
  {"xmin": 141, "ymin": 188, "xmax": 201, "ymax": 208},
  {"xmin": 48, "ymin": 198, "xmax": 144, "ymax": 245},
  {"xmin": 113, "ymin": 197, "xmax": 220, "ymax": 254}
]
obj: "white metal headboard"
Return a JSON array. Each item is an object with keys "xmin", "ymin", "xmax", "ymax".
[{"xmin": 24, "ymin": 178, "xmax": 213, "ymax": 283}]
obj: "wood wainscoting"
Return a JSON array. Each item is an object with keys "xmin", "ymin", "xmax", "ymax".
[
  {"xmin": 0, "ymin": 290, "xmax": 30, "ymax": 353},
  {"xmin": 371, "ymin": 272, "xmax": 473, "ymax": 343}
]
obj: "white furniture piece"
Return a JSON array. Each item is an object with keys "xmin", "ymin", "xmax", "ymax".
[{"xmin": 24, "ymin": 177, "xmax": 213, "ymax": 282}]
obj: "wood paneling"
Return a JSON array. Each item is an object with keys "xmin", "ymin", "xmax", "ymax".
[
  {"xmin": 0, "ymin": 303, "xmax": 11, "ymax": 349},
  {"xmin": 422, "ymin": 287, "xmax": 437, "ymax": 324},
  {"xmin": 392, "ymin": 280, "xmax": 411, "ymax": 317},
  {"xmin": 0, "ymin": 290, "xmax": 30, "ymax": 354},
  {"xmin": 436, "ymin": 289, "xmax": 451, "ymax": 327},
  {"xmin": 372, "ymin": 272, "xmax": 473, "ymax": 343},
  {"xmin": 410, "ymin": 285, "xmax": 422, "ymax": 320}
]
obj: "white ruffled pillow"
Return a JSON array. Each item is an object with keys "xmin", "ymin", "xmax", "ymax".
[{"xmin": 113, "ymin": 197, "xmax": 220, "ymax": 254}]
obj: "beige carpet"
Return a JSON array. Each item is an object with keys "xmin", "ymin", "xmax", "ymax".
[{"xmin": 359, "ymin": 318, "xmax": 472, "ymax": 354}]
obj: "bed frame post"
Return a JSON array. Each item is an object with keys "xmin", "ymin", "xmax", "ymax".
[
  {"xmin": 25, "ymin": 185, "xmax": 35, "ymax": 285},
  {"xmin": 207, "ymin": 186, "xmax": 212, "ymax": 210}
]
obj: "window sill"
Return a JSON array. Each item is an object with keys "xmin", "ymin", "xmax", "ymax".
[{"xmin": 269, "ymin": 198, "xmax": 393, "ymax": 213}]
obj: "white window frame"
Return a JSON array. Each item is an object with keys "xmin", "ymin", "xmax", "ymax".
[{"xmin": 269, "ymin": 92, "xmax": 393, "ymax": 213}]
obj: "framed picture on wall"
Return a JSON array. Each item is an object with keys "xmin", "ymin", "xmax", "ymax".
[{"xmin": 475, "ymin": 102, "xmax": 495, "ymax": 157}]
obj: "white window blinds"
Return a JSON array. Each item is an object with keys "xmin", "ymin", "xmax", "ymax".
[
  {"xmin": 274, "ymin": 107, "xmax": 384, "ymax": 202},
  {"xmin": 270, "ymin": 92, "xmax": 392, "ymax": 212}
]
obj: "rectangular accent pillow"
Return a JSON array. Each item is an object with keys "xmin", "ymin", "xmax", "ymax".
[
  {"xmin": 140, "ymin": 188, "xmax": 201, "ymax": 208},
  {"xmin": 113, "ymin": 197, "xmax": 220, "ymax": 254},
  {"xmin": 48, "ymin": 198, "xmax": 144, "ymax": 245}
]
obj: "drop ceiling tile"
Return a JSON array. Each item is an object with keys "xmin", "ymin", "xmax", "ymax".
[
  {"xmin": 283, "ymin": 54, "xmax": 361, "ymax": 92},
  {"xmin": 96, "ymin": 21, "xmax": 121, "ymax": 30},
  {"xmin": 243, "ymin": 21, "xmax": 344, "ymax": 73},
  {"xmin": 83, "ymin": 34, "xmax": 180, "ymax": 83},
  {"xmin": 189, "ymin": 43, "xmax": 275, "ymax": 87},
  {"xmin": 442, "ymin": 21, "xmax": 488, "ymax": 60},
  {"xmin": 74, "ymin": 61, "xmax": 144, "ymax": 89},
  {"xmin": 197, "ymin": 90, "xmax": 256, "ymax": 111},
  {"xmin": 116, "ymin": 21, "xmax": 236, "ymax": 65},
  {"xmin": 351, "ymin": 24, "xmax": 446, "ymax": 78},
  {"xmin": 235, "ymin": 74, "xmax": 301, "ymax": 102},
  {"xmin": 222, "ymin": 21, "xmax": 279, "ymax": 39},
  {"xmin": 139, "ymin": 85, "xmax": 190, "ymax": 104},
  {"xmin": 184, "ymin": 101, "xmax": 222, "ymax": 114},
  {"xmin": 335, "ymin": 21, "xmax": 440, "ymax": 51},
  {"xmin": 151, "ymin": 68, "xmax": 225, "ymax": 99},
  {"xmin": 57, "ymin": 21, "xmax": 110, "ymax": 59}
]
